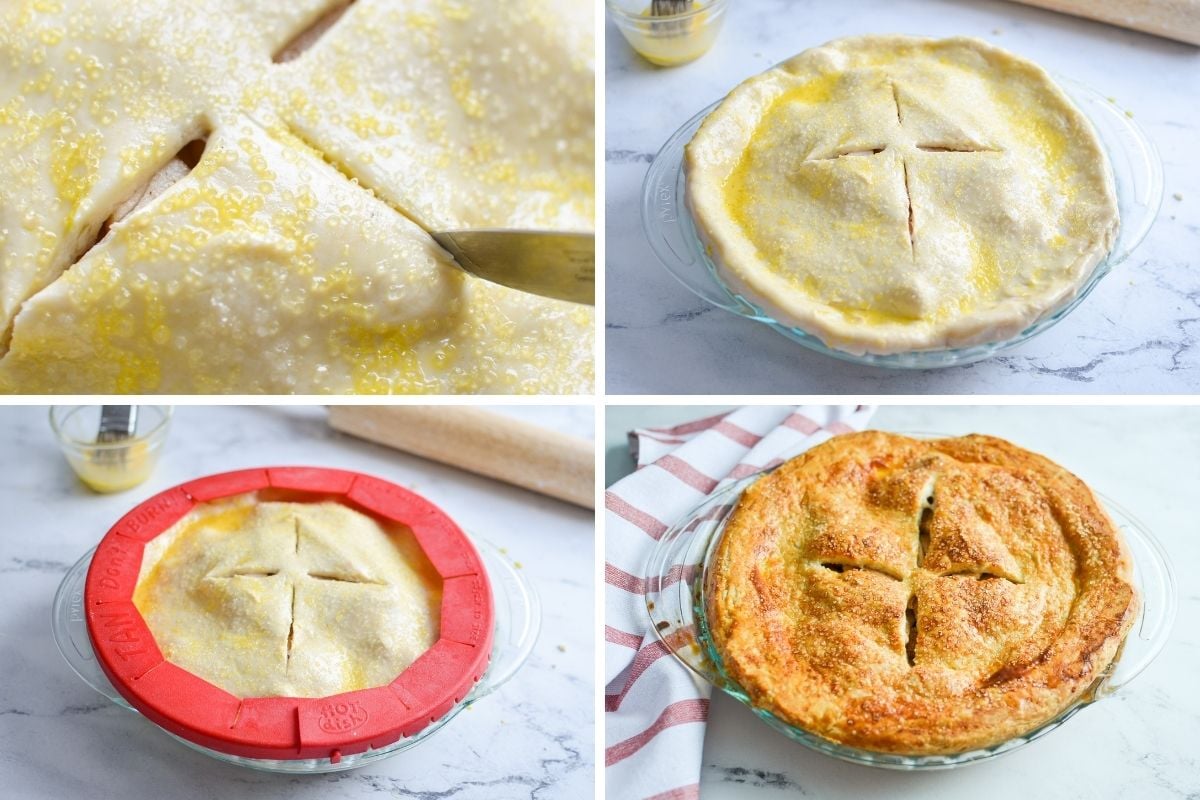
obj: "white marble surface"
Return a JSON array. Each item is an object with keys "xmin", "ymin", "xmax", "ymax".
[
  {"xmin": 606, "ymin": 404, "xmax": 1200, "ymax": 799},
  {"xmin": 605, "ymin": 0, "xmax": 1200, "ymax": 393},
  {"xmin": 0, "ymin": 405, "xmax": 594, "ymax": 800}
]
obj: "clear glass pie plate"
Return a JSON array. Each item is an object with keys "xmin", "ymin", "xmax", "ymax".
[
  {"xmin": 641, "ymin": 76, "xmax": 1164, "ymax": 369},
  {"xmin": 52, "ymin": 536, "xmax": 540, "ymax": 774},
  {"xmin": 643, "ymin": 437, "xmax": 1177, "ymax": 769}
]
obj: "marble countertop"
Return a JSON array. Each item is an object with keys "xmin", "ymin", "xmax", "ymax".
[
  {"xmin": 606, "ymin": 404, "xmax": 1200, "ymax": 799},
  {"xmin": 605, "ymin": 0, "xmax": 1200, "ymax": 393},
  {"xmin": 0, "ymin": 405, "xmax": 594, "ymax": 800}
]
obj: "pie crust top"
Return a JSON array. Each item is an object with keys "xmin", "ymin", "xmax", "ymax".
[
  {"xmin": 705, "ymin": 431, "xmax": 1138, "ymax": 754},
  {"xmin": 0, "ymin": 0, "xmax": 593, "ymax": 394},
  {"xmin": 133, "ymin": 494, "xmax": 442, "ymax": 699},
  {"xmin": 685, "ymin": 36, "xmax": 1119, "ymax": 355}
]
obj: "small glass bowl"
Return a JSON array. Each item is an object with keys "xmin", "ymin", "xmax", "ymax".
[
  {"xmin": 643, "ymin": 438, "xmax": 1177, "ymax": 769},
  {"xmin": 52, "ymin": 536, "xmax": 540, "ymax": 773},
  {"xmin": 641, "ymin": 76, "xmax": 1164, "ymax": 369},
  {"xmin": 607, "ymin": 0, "xmax": 728, "ymax": 67},
  {"xmin": 50, "ymin": 405, "xmax": 172, "ymax": 493}
]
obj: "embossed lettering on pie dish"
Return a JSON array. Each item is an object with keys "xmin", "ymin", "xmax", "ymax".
[
  {"xmin": 0, "ymin": 0, "xmax": 594, "ymax": 393},
  {"xmin": 685, "ymin": 36, "xmax": 1119, "ymax": 355},
  {"xmin": 133, "ymin": 495, "xmax": 442, "ymax": 698},
  {"xmin": 704, "ymin": 431, "xmax": 1138, "ymax": 755}
]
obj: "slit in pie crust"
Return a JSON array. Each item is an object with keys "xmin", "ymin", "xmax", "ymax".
[
  {"xmin": 133, "ymin": 494, "xmax": 442, "ymax": 699},
  {"xmin": 704, "ymin": 431, "xmax": 1138, "ymax": 755},
  {"xmin": 685, "ymin": 36, "xmax": 1119, "ymax": 355}
]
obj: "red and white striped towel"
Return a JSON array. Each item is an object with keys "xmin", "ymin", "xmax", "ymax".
[{"xmin": 604, "ymin": 405, "xmax": 876, "ymax": 800}]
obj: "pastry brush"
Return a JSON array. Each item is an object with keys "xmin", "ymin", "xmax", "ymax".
[
  {"xmin": 95, "ymin": 405, "xmax": 138, "ymax": 467},
  {"xmin": 650, "ymin": 0, "xmax": 694, "ymax": 35},
  {"xmin": 97, "ymin": 405, "xmax": 138, "ymax": 444},
  {"xmin": 651, "ymin": 0, "xmax": 693, "ymax": 15}
]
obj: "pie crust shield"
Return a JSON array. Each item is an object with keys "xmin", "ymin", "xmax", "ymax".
[
  {"xmin": 703, "ymin": 432, "xmax": 1139, "ymax": 755},
  {"xmin": 684, "ymin": 36, "xmax": 1120, "ymax": 356},
  {"xmin": 84, "ymin": 467, "xmax": 493, "ymax": 762}
]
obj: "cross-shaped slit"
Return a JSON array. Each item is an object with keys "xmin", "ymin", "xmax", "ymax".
[
  {"xmin": 904, "ymin": 596, "xmax": 918, "ymax": 667},
  {"xmin": 212, "ymin": 513, "xmax": 388, "ymax": 675},
  {"xmin": 794, "ymin": 82, "xmax": 1012, "ymax": 266},
  {"xmin": 808, "ymin": 146, "xmax": 887, "ymax": 161},
  {"xmin": 815, "ymin": 477, "xmax": 1024, "ymax": 669},
  {"xmin": 918, "ymin": 495, "xmax": 932, "ymax": 563},
  {"xmin": 102, "ymin": 136, "xmax": 208, "ymax": 237},
  {"xmin": 274, "ymin": 1, "xmax": 357, "ymax": 63},
  {"xmin": 1, "ymin": 133, "xmax": 215, "ymax": 359},
  {"xmin": 902, "ymin": 160, "xmax": 914, "ymax": 256},
  {"xmin": 907, "ymin": 491, "xmax": 934, "ymax": 666},
  {"xmin": 939, "ymin": 568, "xmax": 1017, "ymax": 581},
  {"xmin": 307, "ymin": 571, "xmax": 386, "ymax": 585},
  {"xmin": 285, "ymin": 518, "xmax": 299, "ymax": 672},
  {"xmin": 916, "ymin": 143, "xmax": 1003, "ymax": 153},
  {"xmin": 818, "ymin": 561, "xmax": 905, "ymax": 581},
  {"xmin": 286, "ymin": 583, "xmax": 296, "ymax": 672}
]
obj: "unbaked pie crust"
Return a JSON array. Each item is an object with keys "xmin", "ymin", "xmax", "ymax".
[
  {"xmin": 133, "ymin": 495, "xmax": 442, "ymax": 699},
  {"xmin": 0, "ymin": 0, "xmax": 594, "ymax": 393},
  {"xmin": 705, "ymin": 431, "xmax": 1138, "ymax": 754},
  {"xmin": 685, "ymin": 36, "xmax": 1119, "ymax": 355}
]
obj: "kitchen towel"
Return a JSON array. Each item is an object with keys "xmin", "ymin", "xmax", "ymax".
[{"xmin": 604, "ymin": 405, "xmax": 876, "ymax": 800}]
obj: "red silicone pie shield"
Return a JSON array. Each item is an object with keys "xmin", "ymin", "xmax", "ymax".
[{"xmin": 84, "ymin": 467, "xmax": 494, "ymax": 762}]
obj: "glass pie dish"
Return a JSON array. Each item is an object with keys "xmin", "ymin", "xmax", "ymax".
[
  {"xmin": 642, "ymin": 435, "xmax": 1177, "ymax": 769},
  {"xmin": 641, "ymin": 76, "xmax": 1164, "ymax": 369},
  {"xmin": 50, "ymin": 472, "xmax": 540, "ymax": 772}
]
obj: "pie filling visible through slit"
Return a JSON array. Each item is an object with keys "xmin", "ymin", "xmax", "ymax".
[
  {"xmin": 684, "ymin": 35, "xmax": 1119, "ymax": 356},
  {"xmin": 132, "ymin": 494, "xmax": 442, "ymax": 699},
  {"xmin": 704, "ymin": 431, "xmax": 1138, "ymax": 755}
]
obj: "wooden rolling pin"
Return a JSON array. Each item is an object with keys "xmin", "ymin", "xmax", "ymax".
[
  {"xmin": 1007, "ymin": 0, "xmax": 1200, "ymax": 45},
  {"xmin": 327, "ymin": 406, "xmax": 594, "ymax": 509}
]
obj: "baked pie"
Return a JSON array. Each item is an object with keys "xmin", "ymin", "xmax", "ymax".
[
  {"xmin": 685, "ymin": 36, "xmax": 1119, "ymax": 355},
  {"xmin": 0, "ymin": 0, "xmax": 594, "ymax": 393},
  {"xmin": 133, "ymin": 495, "xmax": 441, "ymax": 698},
  {"xmin": 705, "ymin": 431, "xmax": 1138, "ymax": 754}
]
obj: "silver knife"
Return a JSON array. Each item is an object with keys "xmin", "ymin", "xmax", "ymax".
[{"xmin": 432, "ymin": 230, "xmax": 594, "ymax": 306}]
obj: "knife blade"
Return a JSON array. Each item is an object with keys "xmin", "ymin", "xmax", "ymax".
[{"xmin": 432, "ymin": 229, "xmax": 595, "ymax": 306}]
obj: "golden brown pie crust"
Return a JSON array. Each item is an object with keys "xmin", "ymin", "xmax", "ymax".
[{"xmin": 705, "ymin": 431, "xmax": 1138, "ymax": 755}]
